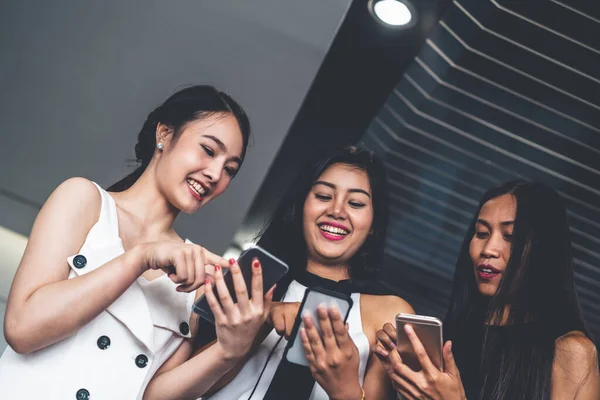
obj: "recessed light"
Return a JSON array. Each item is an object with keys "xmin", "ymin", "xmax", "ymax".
[{"xmin": 369, "ymin": 0, "xmax": 416, "ymax": 27}]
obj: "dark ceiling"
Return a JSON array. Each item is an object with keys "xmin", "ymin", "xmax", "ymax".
[
  {"xmin": 362, "ymin": 0, "xmax": 600, "ymax": 340},
  {"xmin": 234, "ymin": 0, "xmax": 600, "ymax": 340}
]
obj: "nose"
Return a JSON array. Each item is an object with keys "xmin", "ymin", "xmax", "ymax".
[
  {"xmin": 327, "ymin": 198, "xmax": 347, "ymax": 220},
  {"xmin": 481, "ymin": 235, "xmax": 501, "ymax": 259},
  {"xmin": 203, "ymin": 160, "xmax": 223, "ymax": 184}
]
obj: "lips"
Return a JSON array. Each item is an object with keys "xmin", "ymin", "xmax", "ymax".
[
  {"xmin": 186, "ymin": 178, "xmax": 209, "ymax": 202},
  {"xmin": 317, "ymin": 222, "xmax": 350, "ymax": 241},
  {"xmin": 476, "ymin": 264, "xmax": 502, "ymax": 280}
]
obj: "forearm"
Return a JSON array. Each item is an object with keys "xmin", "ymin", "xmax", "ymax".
[
  {"xmin": 202, "ymin": 323, "xmax": 274, "ymax": 395},
  {"xmin": 5, "ymin": 247, "xmax": 144, "ymax": 353},
  {"xmin": 143, "ymin": 344, "xmax": 239, "ymax": 400}
]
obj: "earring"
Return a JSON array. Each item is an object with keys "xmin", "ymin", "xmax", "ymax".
[{"xmin": 157, "ymin": 143, "xmax": 164, "ymax": 150}]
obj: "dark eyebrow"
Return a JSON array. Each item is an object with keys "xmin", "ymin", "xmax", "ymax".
[
  {"xmin": 476, "ymin": 218, "xmax": 514, "ymax": 228},
  {"xmin": 313, "ymin": 181, "xmax": 371, "ymax": 198},
  {"xmin": 202, "ymin": 135, "xmax": 242, "ymax": 165}
]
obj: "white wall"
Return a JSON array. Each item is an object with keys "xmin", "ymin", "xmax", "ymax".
[
  {"xmin": 0, "ymin": 0, "xmax": 351, "ymax": 354},
  {"xmin": 0, "ymin": 0, "xmax": 351, "ymax": 252},
  {"xmin": 0, "ymin": 227, "xmax": 28, "ymax": 353}
]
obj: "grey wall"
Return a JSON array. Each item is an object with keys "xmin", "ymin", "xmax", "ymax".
[
  {"xmin": 0, "ymin": 301, "xmax": 6, "ymax": 353},
  {"xmin": 0, "ymin": 0, "xmax": 351, "ymax": 253}
]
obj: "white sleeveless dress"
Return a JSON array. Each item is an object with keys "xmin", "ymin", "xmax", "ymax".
[
  {"xmin": 206, "ymin": 279, "xmax": 370, "ymax": 400},
  {"xmin": 0, "ymin": 182, "xmax": 196, "ymax": 400}
]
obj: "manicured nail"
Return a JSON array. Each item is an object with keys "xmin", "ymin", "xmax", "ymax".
[
  {"xmin": 405, "ymin": 325, "xmax": 413, "ymax": 335},
  {"xmin": 378, "ymin": 346, "xmax": 389, "ymax": 357},
  {"xmin": 215, "ymin": 265, "xmax": 221, "ymax": 271},
  {"xmin": 229, "ymin": 258, "xmax": 236, "ymax": 265},
  {"xmin": 204, "ymin": 279, "xmax": 209, "ymax": 285},
  {"xmin": 252, "ymin": 260, "xmax": 260, "ymax": 268},
  {"xmin": 302, "ymin": 311, "xmax": 312, "ymax": 323}
]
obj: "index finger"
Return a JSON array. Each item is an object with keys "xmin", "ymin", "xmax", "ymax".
[
  {"xmin": 404, "ymin": 324, "xmax": 436, "ymax": 373},
  {"xmin": 382, "ymin": 322, "xmax": 397, "ymax": 345},
  {"xmin": 202, "ymin": 248, "xmax": 229, "ymax": 268}
]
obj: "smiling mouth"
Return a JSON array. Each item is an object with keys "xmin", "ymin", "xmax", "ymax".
[
  {"xmin": 186, "ymin": 178, "xmax": 209, "ymax": 200},
  {"xmin": 476, "ymin": 265, "xmax": 502, "ymax": 280},
  {"xmin": 317, "ymin": 223, "xmax": 350, "ymax": 241}
]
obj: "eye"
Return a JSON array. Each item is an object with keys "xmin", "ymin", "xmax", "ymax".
[
  {"xmin": 349, "ymin": 201, "xmax": 365, "ymax": 208},
  {"xmin": 503, "ymin": 233, "xmax": 513, "ymax": 241},
  {"xmin": 475, "ymin": 231, "xmax": 489, "ymax": 239},
  {"xmin": 225, "ymin": 166, "xmax": 237, "ymax": 177},
  {"xmin": 202, "ymin": 145, "xmax": 215, "ymax": 157},
  {"xmin": 315, "ymin": 193, "xmax": 331, "ymax": 201}
]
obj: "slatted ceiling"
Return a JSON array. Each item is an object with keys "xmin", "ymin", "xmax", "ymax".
[{"xmin": 360, "ymin": 0, "xmax": 600, "ymax": 340}]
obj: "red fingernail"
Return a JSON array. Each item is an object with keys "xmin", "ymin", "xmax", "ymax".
[
  {"xmin": 215, "ymin": 264, "xmax": 221, "ymax": 271},
  {"xmin": 252, "ymin": 260, "xmax": 260, "ymax": 268},
  {"xmin": 229, "ymin": 258, "xmax": 236, "ymax": 265},
  {"xmin": 204, "ymin": 279, "xmax": 209, "ymax": 285}
]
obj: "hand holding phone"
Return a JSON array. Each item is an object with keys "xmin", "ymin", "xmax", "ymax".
[
  {"xmin": 284, "ymin": 287, "xmax": 353, "ymax": 366},
  {"xmin": 395, "ymin": 313, "xmax": 444, "ymax": 371},
  {"xmin": 376, "ymin": 315, "xmax": 466, "ymax": 399},
  {"xmin": 202, "ymin": 256, "xmax": 275, "ymax": 361},
  {"xmin": 193, "ymin": 246, "xmax": 289, "ymax": 323}
]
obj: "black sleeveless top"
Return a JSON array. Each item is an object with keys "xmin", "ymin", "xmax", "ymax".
[{"xmin": 453, "ymin": 317, "xmax": 585, "ymax": 400}]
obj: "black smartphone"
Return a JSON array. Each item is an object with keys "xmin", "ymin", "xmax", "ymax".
[
  {"xmin": 192, "ymin": 246, "xmax": 289, "ymax": 324},
  {"xmin": 284, "ymin": 287, "xmax": 353, "ymax": 366}
]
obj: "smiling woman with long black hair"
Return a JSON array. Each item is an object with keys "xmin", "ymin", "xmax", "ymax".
[{"xmin": 376, "ymin": 180, "xmax": 599, "ymax": 400}]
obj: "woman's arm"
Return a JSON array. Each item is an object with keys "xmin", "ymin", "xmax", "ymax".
[
  {"xmin": 551, "ymin": 331, "xmax": 599, "ymax": 399},
  {"xmin": 362, "ymin": 295, "xmax": 415, "ymax": 399},
  {"xmin": 4, "ymin": 178, "xmax": 146, "ymax": 353},
  {"xmin": 143, "ymin": 259, "xmax": 273, "ymax": 400},
  {"xmin": 4, "ymin": 178, "xmax": 219, "ymax": 354},
  {"xmin": 198, "ymin": 300, "xmax": 303, "ymax": 396}
]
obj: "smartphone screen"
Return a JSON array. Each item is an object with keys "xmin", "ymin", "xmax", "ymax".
[
  {"xmin": 193, "ymin": 246, "xmax": 289, "ymax": 323},
  {"xmin": 285, "ymin": 287, "xmax": 353, "ymax": 366},
  {"xmin": 395, "ymin": 314, "xmax": 443, "ymax": 371}
]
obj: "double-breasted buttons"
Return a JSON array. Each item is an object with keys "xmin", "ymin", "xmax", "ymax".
[
  {"xmin": 75, "ymin": 388, "xmax": 90, "ymax": 400},
  {"xmin": 135, "ymin": 354, "xmax": 148, "ymax": 368},
  {"xmin": 73, "ymin": 255, "xmax": 87, "ymax": 269},
  {"xmin": 179, "ymin": 322, "xmax": 190, "ymax": 335},
  {"xmin": 97, "ymin": 335, "xmax": 111, "ymax": 350}
]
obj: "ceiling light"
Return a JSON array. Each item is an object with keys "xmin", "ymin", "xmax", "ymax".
[{"xmin": 369, "ymin": 0, "xmax": 416, "ymax": 27}]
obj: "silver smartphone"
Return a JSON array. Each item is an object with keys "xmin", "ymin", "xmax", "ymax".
[
  {"xmin": 285, "ymin": 287, "xmax": 353, "ymax": 366},
  {"xmin": 395, "ymin": 313, "xmax": 444, "ymax": 371}
]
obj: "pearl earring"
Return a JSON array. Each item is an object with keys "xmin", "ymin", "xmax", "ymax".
[{"xmin": 157, "ymin": 143, "xmax": 164, "ymax": 150}]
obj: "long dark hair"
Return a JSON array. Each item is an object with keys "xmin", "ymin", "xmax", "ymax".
[
  {"xmin": 445, "ymin": 180, "xmax": 590, "ymax": 400},
  {"xmin": 257, "ymin": 146, "xmax": 390, "ymax": 299},
  {"xmin": 193, "ymin": 146, "xmax": 390, "ymax": 350},
  {"xmin": 108, "ymin": 85, "xmax": 250, "ymax": 192}
]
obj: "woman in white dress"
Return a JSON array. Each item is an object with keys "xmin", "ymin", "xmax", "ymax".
[
  {"xmin": 0, "ymin": 85, "xmax": 273, "ymax": 400},
  {"xmin": 157, "ymin": 146, "xmax": 415, "ymax": 399}
]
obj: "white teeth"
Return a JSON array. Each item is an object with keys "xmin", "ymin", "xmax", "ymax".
[
  {"xmin": 481, "ymin": 268, "xmax": 494, "ymax": 273},
  {"xmin": 187, "ymin": 179, "xmax": 206, "ymax": 196},
  {"xmin": 319, "ymin": 224, "xmax": 349, "ymax": 235}
]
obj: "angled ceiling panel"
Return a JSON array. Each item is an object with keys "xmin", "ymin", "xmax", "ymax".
[{"xmin": 363, "ymin": 0, "xmax": 600, "ymax": 339}]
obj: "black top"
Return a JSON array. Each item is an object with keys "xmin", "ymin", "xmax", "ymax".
[{"xmin": 453, "ymin": 317, "xmax": 585, "ymax": 400}]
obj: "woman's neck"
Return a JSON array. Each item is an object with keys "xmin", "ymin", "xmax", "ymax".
[
  {"xmin": 110, "ymin": 168, "xmax": 180, "ymax": 238},
  {"xmin": 305, "ymin": 259, "xmax": 350, "ymax": 282}
]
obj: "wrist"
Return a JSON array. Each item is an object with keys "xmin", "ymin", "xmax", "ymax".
[
  {"xmin": 126, "ymin": 244, "xmax": 148, "ymax": 275},
  {"xmin": 330, "ymin": 382, "xmax": 363, "ymax": 400},
  {"xmin": 213, "ymin": 341, "xmax": 244, "ymax": 365}
]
